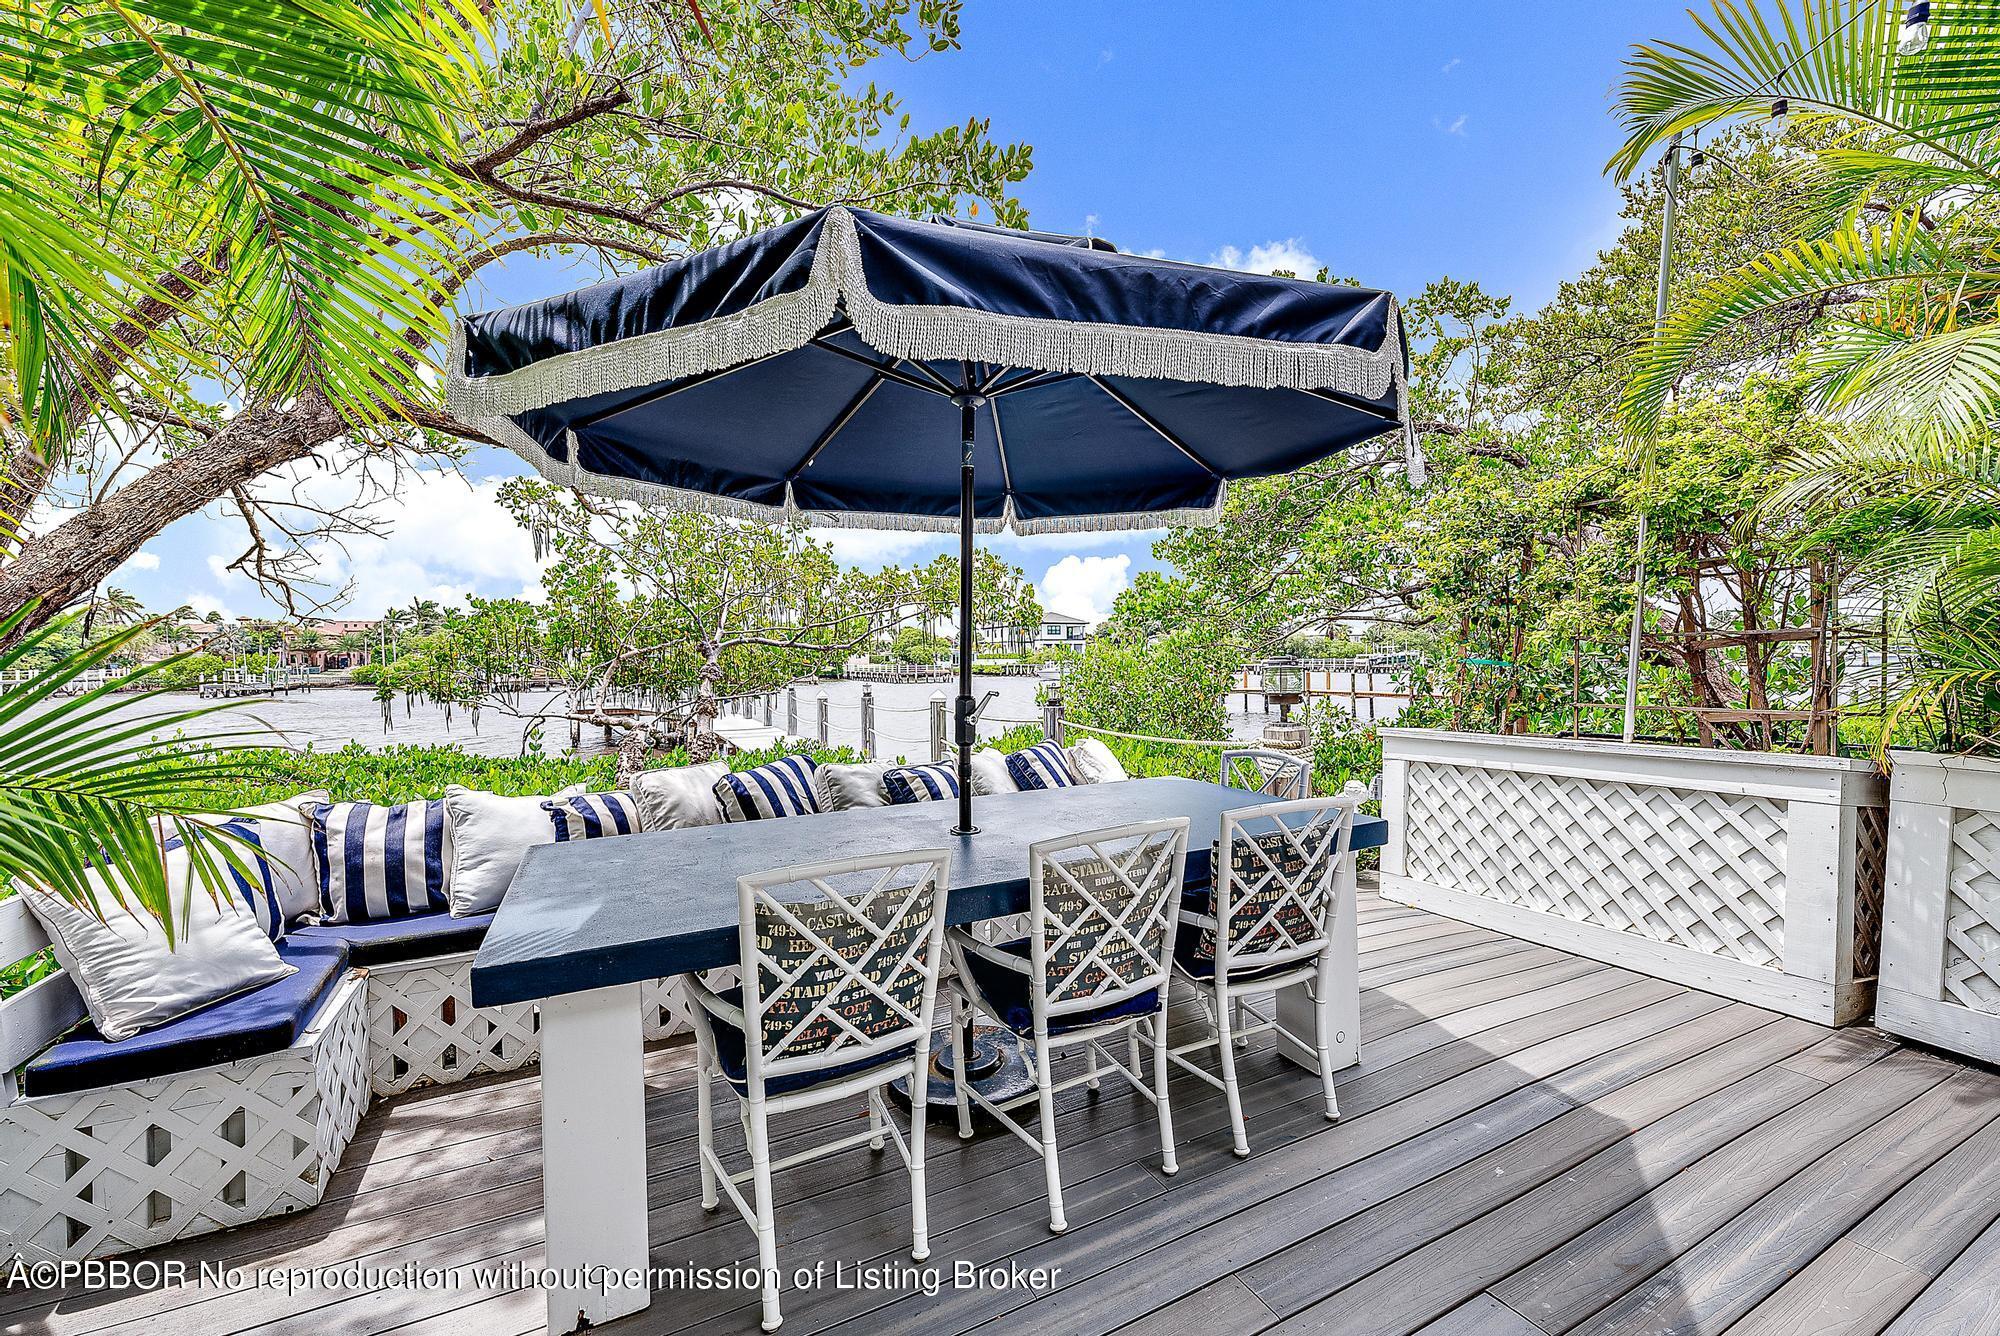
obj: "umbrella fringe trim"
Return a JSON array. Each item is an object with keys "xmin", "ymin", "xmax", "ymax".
[
  {"xmin": 470, "ymin": 415, "xmax": 1227, "ymax": 533},
  {"xmin": 447, "ymin": 208, "xmax": 1408, "ymax": 418}
]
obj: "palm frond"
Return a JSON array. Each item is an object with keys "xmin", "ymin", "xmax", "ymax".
[
  {"xmin": 0, "ymin": 0, "xmax": 492, "ymax": 448},
  {"xmin": 1618, "ymin": 210, "xmax": 1978, "ymax": 433}
]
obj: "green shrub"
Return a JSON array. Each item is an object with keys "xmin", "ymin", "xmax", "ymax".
[{"xmin": 144, "ymin": 652, "xmax": 231, "ymax": 690}]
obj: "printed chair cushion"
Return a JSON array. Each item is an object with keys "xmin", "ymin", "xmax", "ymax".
[
  {"xmin": 18, "ymin": 843, "xmax": 298, "ymax": 1044},
  {"xmin": 544, "ymin": 790, "xmax": 641, "ymax": 841},
  {"xmin": 444, "ymin": 783, "xmax": 586, "ymax": 916},
  {"xmin": 716, "ymin": 755, "xmax": 822, "ymax": 821},
  {"xmin": 700, "ymin": 987, "xmax": 916, "ymax": 1096},
  {"xmin": 21, "ymin": 938, "xmax": 349, "ymax": 1098},
  {"xmin": 957, "ymin": 937, "xmax": 1161, "ymax": 1036},
  {"xmin": 1185, "ymin": 829, "xmax": 1333, "ymax": 965},
  {"xmin": 309, "ymin": 799, "xmax": 453, "ymax": 923},
  {"xmin": 881, "ymin": 762, "xmax": 960, "ymax": 804},
  {"xmin": 1004, "ymin": 740, "xmax": 1076, "ymax": 791}
]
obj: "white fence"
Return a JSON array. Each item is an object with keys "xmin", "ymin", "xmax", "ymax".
[
  {"xmin": 1378, "ymin": 729, "xmax": 1888, "ymax": 1025},
  {"xmin": 1877, "ymin": 752, "xmax": 2000, "ymax": 1062}
]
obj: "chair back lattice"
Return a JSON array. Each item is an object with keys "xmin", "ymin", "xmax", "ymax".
[
  {"xmin": 736, "ymin": 849, "xmax": 951, "ymax": 1084},
  {"xmin": 1220, "ymin": 748, "xmax": 1311, "ymax": 801},
  {"xmin": 1027, "ymin": 819, "xmax": 1190, "ymax": 1023},
  {"xmin": 1203, "ymin": 793, "xmax": 1360, "ymax": 975}
]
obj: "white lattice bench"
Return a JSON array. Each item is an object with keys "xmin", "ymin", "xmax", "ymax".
[
  {"xmin": 360, "ymin": 949, "xmax": 735, "ymax": 1097},
  {"xmin": 0, "ymin": 898, "xmax": 370, "ymax": 1261}
]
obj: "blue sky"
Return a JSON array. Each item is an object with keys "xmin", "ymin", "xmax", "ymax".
[{"xmin": 108, "ymin": 0, "xmax": 1697, "ymax": 626}]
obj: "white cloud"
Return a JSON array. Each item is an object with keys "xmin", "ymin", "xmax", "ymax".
[
  {"xmin": 186, "ymin": 593, "xmax": 234, "ymax": 621},
  {"xmin": 1436, "ymin": 113, "xmax": 1468, "ymax": 136},
  {"xmin": 1441, "ymin": 56, "xmax": 1462, "ymax": 74},
  {"xmin": 1037, "ymin": 554, "xmax": 1130, "ymax": 623},
  {"xmin": 1210, "ymin": 238, "xmax": 1321, "ymax": 278},
  {"xmin": 206, "ymin": 553, "xmax": 245, "ymax": 586},
  {"xmin": 289, "ymin": 470, "xmax": 545, "ymax": 615},
  {"xmin": 123, "ymin": 550, "xmax": 160, "ymax": 572}
]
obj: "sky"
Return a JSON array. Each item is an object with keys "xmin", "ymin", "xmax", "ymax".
[{"xmin": 103, "ymin": 0, "xmax": 1703, "ymax": 628}]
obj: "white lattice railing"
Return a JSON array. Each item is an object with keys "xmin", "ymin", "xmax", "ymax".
[
  {"xmin": 1379, "ymin": 729, "xmax": 1888, "ymax": 1025},
  {"xmin": 1877, "ymin": 752, "xmax": 2000, "ymax": 1062}
]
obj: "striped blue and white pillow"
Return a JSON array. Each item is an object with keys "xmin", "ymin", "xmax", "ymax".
[
  {"xmin": 1005, "ymin": 740, "xmax": 1076, "ymax": 791},
  {"xmin": 309, "ymin": 800, "xmax": 451, "ymax": 923},
  {"xmin": 715, "ymin": 755, "xmax": 822, "ymax": 821},
  {"xmin": 543, "ymin": 791, "xmax": 641, "ymax": 841},
  {"xmin": 166, "ymin": 819, "xmax": 284, "ymax": 941},
  {"xmin": 881, "ymin": 762, "xmax": 961, "ymax": 805}
]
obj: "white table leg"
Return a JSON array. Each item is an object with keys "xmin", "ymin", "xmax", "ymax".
[
  {"xmin": 1278, "ymin": 854, "xmax": 1359, "ymax": 1073},
  {"xmin": 541, "ymin": 983, "xmax": 649, "ymax": 1335}
]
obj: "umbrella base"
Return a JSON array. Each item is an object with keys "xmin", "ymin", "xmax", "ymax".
[{"xmin": 889, "ymin": 1022, "xmax": 1035, "ymax": 1123}]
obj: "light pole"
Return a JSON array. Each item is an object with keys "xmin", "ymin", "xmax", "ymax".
[{"xmin": 1623, "ymin": 129, "xmax": 1684, "ymax": 744}]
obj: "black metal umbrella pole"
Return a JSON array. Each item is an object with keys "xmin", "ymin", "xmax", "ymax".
[{"xmin": 953, "ymin": 387, "xmax": 980, "ymax": 835}]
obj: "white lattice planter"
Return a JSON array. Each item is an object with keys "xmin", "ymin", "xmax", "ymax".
[
  {"xmin": 1877, "ymin": 753, "xmax": 2000, "ymax": 1062},
  {"xmin": 365, "ymin": 953, "xmax": 738, "ymax": 1096},
  {"xmin": 0, "ymin": 973, "xmax": 368, "ymax": 1262},
  {"xmin": 1378, "ymin": 729, "xmax": 1887, "ymax": 1024}
]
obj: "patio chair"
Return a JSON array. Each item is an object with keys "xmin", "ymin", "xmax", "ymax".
[
  {"xmin": 1167, "ymin": 791, "xmax": 1362, "ymax": 1156},
  {"xmin": 1219, "ymin": 747, "xmax": 1311, "ymax": 800},
  {"xmin": 947, "ymin": 817, "xmax": 1190, "ymax": 1233},
  {"xmin": 684, "ymin": 847, "xmax": 953, "ymax": 1332}
]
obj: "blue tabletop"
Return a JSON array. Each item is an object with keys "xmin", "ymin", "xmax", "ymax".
[{"xmin": 470, "ymin": 776, "xmax": 1387, "ymax": 1007}]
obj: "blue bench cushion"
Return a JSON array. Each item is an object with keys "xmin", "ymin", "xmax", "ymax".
[
  {"xmin": 959, "ymin": 937, "xmax": 1161, "ymax": 1035},
  {"xmin": 701, "ymin": 987, "xmax": 915, "ymax": 1096},
  {"xmin": 288, "ymin": 910, "xmax": 493, "ymax": 966},
  {"xmin": 22, "ymin": 939, "xmax": 352, "ymax": 1099}
]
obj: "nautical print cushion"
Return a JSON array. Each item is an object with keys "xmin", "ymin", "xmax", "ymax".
[
  {"xmin": 165, "ymin": 819, "xmax": 284, "ymax": 941},
  {"xmin": 716, "ymin": 755, "xmax": 823, "ymax": 821},
  {"xmin": 309, "ymin": 800, "xmax": 452, "ymax": 923},
  {"xmin": 1005, "ymin": 740, "xmax": 1076, "ymax": 791},
  {"xmin": 881, "ymin": 762, "xmax": 961, "ymax": 804},
  {"xmin": 543, "ymin": 790, "xmax": 641, "ymax": 841}
]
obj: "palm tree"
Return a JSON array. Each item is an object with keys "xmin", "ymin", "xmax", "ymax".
[
  {"xmin": 0, "ymin": 0, "xmax": 488, "ymax": 450},
  {"xmin": 404, "ymin": 598, "xmax": 445, "ymax": 635},
  {"xmin": 1612, "ymin": 0, "xmax": 2000, "ymax": 748}
]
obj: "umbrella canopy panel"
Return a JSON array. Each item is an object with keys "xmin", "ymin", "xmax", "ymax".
[{"xmin": 450, "ymin": 207, "xmax": 1409, "ymax": 533}]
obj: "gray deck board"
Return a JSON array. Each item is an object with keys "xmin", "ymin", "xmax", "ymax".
[{"xmin": 15, "ymin": 889, "xmax": 2000, "ymax": 1336}]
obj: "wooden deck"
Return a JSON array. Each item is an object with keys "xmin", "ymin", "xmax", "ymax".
[{"xmin": 13, "ymin": 885, "xmax": 2000, "ymax": 1336}]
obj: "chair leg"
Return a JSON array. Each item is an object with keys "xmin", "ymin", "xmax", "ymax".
[
  {"xmin": 1128, "ymin": 1025, "xmax": 1143, "ymax": 1085},
  {"xmin": 951, "ymin": 992, "xmax": 974, "ymax": 1141},
  {"xmin": 1214, "ymin": 987, "xmax": 1250, "ymax": 1158},
  {"xmin": 694, "ymin": 1034, "xmax": 719, "ymax": 1213},
  {"xmin": 1034, "ymin": 1033, "xmax": 1067, "ymax": 1233},
  {"xmin": 1233, "ymin": 993, "xmax": 1251, "ymax": 1049},
  {"xmin": 908, "ymin": 1062, "xmax": 932, "ymax": 1261},
  {"xmin": 745, "ymin": 1094, "xmax": 783, "ymax": 1332},
  {"xmin": 868, "ymin": 1087, "xmax": 886, "ymax": 1153},
  {"xmin": 1087, "ymin": 1042, "xmax": 1100, "ymax": 1092},
  {"xmin": 1314, "ymin": 975, "xmax": 1341, "ymax": 1122},
  {"xmin": 1151, "ymin": 1013, "xmax": 1177, "ymax": 1176}
]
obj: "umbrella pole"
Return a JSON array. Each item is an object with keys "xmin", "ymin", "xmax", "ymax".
[{"xmin": 952, "ymin": 393, "xmax": 980, "ymax": 836}]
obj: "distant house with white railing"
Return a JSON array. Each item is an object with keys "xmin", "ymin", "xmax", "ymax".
[{"xmin": 976, "ymin": 609, "xmax": 1090, "ymax": 656}]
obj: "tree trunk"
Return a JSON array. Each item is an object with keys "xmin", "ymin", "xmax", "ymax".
[
  {"xmin": 685, "ymin": 641, "xmax": 725, "ymax": 762},
  {"xmin": 0, "ymin": 393, "xmax": 344, "ymax": 648}
]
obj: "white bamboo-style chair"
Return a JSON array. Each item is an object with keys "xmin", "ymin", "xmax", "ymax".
[
  {"xmin": 684, "ymin": 848, "xmax": 953, "ymax": 1332},
  {"xmin": 1219, "ymin": 747, "xmax": 1312, "ymax": 800},
  {"xmin": 947, "ymin": 817, "xmax": 1190, "ymax": 1233},
  {"xmin": 1167, "ymin": 791, "xmax": 1362, "ymax": 1157}
]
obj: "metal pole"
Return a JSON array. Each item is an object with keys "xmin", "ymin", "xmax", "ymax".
[
  {"xmin": 951, "ymin": 392, "xmax": 982, "ymax": 835},
  {"xmin": 1624, "ymin": 129, "xmax": 1684, "ymax": 745}
]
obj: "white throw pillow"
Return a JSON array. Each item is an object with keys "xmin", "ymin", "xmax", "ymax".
[
  {"xmin": 632, "ymin": 761, "xmax": 727, "ymax": 830},
  {"xmin": 444, "ymin": 783, "xmax": 586, "ymax": 917},
  {"xmin": 203, "ymin": 789, "xmax": 327, "ymax": 927},
  {"xmin": 818, "ymin": 762, "xmax": 890, "ymax": 810},
  {"xmin": 970, "ymin": 748, "xmax": 1019, "ymax": 796},
  {"xmin": 19, "ymin": 849, "xmax": 296, "ymax": 1043},
  {"xmin": 1067, "ymin": 737, "xmax": 1131, "ymax": 785}
]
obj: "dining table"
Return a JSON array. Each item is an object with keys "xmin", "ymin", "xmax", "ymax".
[{"xmin": 471, "ymin": 776, "xmax": 1389, "ymax": 1334}]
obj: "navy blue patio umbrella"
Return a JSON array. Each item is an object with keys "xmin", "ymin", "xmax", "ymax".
[{"xmin": 449, "ymin": 206, "xmax": 1411, "ymax": 837}]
